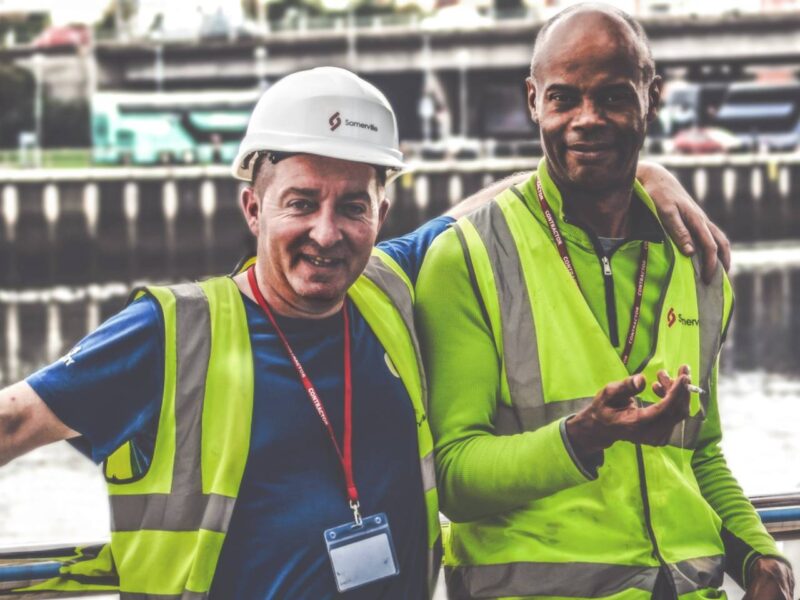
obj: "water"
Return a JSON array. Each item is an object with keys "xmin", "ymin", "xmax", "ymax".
[
  {"xmin": 0, "ymin": 443, "xmax": 108, "ymax": 544},
  {"xmin": 717, "ymin": 371, "xmax": 800, "ymax": 495}
]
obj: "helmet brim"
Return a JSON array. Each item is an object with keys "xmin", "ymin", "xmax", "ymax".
[{"xmin": 232, "ymin": 131, "xmax": 406, "ymax": 182}]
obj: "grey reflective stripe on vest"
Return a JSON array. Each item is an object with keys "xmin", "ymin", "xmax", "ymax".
[
  {"xmin": 111, "ymin": 284, "xmax": 234, "ymax": 534},
  {"xmin": 361, "ymin": 255, "xmax": 440, "ymax": 586},
  {"xmin": 670, "ymin": 555, "xmax": 726, "ymax": 596},
  {"xmin": 461, "ymin": 201, "xmax": 544, "ymax": 432},
  {"xmin": 668, "ymin": 412, "xmax": 704, "ymax": 450},
  {"xmin": 170, "ymin": 283, "xmax": 211, "ymax": 497},
  {"xmin": 421, "ymin": 451, "xmax": 436, "ymax": 493},
  {"xmin": 111, "ymin": 493, "xmax": 235, "ymax": 533},
  {"xmin": 494, "ymin": 398, "xmax": 593, "ymax": 435},
  {"xmin": 667, "ymin": 257, "xmax": 725, "ymax": 449},
  {"xmin": 362, "ymin": 253, "xmax": 429, "ymax": 411},
  {"xmin": 446, "ymin": 555, "xmax": 724, "ymax": 599},
  {"xmin": 694, "ymin": 257, "xmax": 725, "ymax": 395}
]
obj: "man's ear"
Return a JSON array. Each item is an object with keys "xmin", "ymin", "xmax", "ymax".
[
  {"xmin": 377, "ymin": 197, "xmax": 390, "ymax": 229},
  {"xmin": 646, "ymin": 75, "xmax": 663, "ymax": 123},
  {"xmin": 240, "ymin": 186, "xmax": 260, "ymax": 237},
  {"xmin": 526, "ymin": 77, "xmax": 540, "ymax": 124}
]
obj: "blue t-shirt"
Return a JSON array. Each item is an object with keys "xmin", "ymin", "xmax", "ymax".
[{"xmin": 27, "ymin": 216, "xmax": 453, "ymax": 600}]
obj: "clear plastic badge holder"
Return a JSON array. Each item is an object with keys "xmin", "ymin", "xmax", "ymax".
[{"xmin": 324, "ymin": 512, "xmax": 399, "ymax": 592}]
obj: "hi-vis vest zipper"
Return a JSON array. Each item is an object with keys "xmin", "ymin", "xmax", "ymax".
[
  {"xmin": 6, "ymin": 249, "xmax": 441, "ymax": 599},
  {"xmin": 444, "ymin": 179, "xmax": 734, "ymax": 600}
]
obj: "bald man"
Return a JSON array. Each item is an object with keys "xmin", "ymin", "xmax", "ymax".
[{"xmin": 416, "ymin": 5, "xmax": 793, "ymax": 600}]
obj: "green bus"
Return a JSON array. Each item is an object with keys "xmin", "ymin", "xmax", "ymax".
[{"xmin": 91, "ymin": 89, "xmax": 261, "ymax": 165}]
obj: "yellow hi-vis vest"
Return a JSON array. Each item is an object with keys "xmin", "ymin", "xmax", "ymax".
[
  {"xmin": 7, "ymin": 250, "xmax": 441, "ymax": 599},
  {"xmin": 444, "ymin": 185, "xmax": 733, "ymax": 600}
]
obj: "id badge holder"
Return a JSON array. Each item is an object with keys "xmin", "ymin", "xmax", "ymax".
[{"xmin": 324, "ymin": 512, "xmax": 399, "ymax": 592}]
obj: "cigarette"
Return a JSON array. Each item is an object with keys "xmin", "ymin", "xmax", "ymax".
[{"xmin": 687, "ymin": 384, "xmax": 706, "ymax": 395}]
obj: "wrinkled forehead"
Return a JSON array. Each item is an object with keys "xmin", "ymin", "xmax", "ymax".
[{"xmin": 258, "ymin": 154, "xmax": 383, "ymax": 199}]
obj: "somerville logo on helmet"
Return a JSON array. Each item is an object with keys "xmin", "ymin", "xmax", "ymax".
[
  {"xmin": 667, "ymin": 307, "xmax": 699, "ymax": 328},
  {"xmin": 328, "ymin": 111, "xmax": 379, "ymax": 133}
]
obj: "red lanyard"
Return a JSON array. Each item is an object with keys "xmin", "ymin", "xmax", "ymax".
[
  {"xmin": 534, "ymin": 178, "xmax": 648, "ymax": 366},
  {"xmin": 622, "ymin": 242, "xmax": 649, "ymax": 365},
  {"xmin": 247, "ymin": 266, "xmax": 362, "ymax": 523}
]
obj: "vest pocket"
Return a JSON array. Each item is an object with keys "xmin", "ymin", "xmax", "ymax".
[{"xmin": 104, "ymin": 436, "xmax": 154, "ymax": 483}]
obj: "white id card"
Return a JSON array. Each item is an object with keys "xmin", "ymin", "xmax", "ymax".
[{"xmin": 324, "ymin": 513, "xmax": 399, "ymax": 592}]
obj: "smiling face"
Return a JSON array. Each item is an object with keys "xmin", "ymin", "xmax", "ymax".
[
  {"xmin": 240, "ymin": 154, "xmax": 388, "ymax": 318},
  {"xmin": 527, "ymin": 9, "xmax": 661, "ymax": 194}
]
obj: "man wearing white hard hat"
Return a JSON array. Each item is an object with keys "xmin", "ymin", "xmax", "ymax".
[{"xmin": 0, "ymin": 66, "xmax": 725, "ymax": 598}]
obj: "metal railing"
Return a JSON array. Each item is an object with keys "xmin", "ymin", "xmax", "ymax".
[
  {"xmin": 753, "ymin": 495, "xmax": 800, "ymax": 538},
  {"xmin": 2, "ymin": 497, "xmax": 799, "ymax": 593}
]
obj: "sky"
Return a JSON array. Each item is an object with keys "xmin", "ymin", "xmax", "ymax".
[{"xmin": 0, "ymin": 0, "xmax": 109, "ymax": 25}]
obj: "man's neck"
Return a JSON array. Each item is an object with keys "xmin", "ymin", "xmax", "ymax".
[
  {"xmin": 233, "ymin": 270, "xmax": 343, "ymax": 320},
  {"xmin": 554, "ymin": 175, "xmax": 635, "ymax": 239},
  {"xmin": 563, "ymin": 190, "xmax": 632, "ymax": 238}
]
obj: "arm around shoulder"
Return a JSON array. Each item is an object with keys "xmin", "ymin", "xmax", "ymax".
[
  {"xmin": 0, "ymin": 380, "xmax": 78, "ymax": 467},
  {"xmin": 444, "ymin": 171, "xmax": 532, "ymax": 220},
  {"xmin": 636, "ymin": 160, "xmax": 731, "ymax": 282}
]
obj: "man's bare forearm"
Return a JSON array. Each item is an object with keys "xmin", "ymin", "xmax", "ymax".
[
  {"xmin": 445, "ymin": 171, "xmax": 532, "ymax": 219},
  {"xmin": 0, "ymin": 381, "xmax": 77, "ymax": 466},
  {"xmin": 445, "ymin": 162, "xmax": 679, "ymax": 221}
]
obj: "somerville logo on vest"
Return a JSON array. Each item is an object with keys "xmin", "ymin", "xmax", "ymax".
[{"xmin": 667, "ymin": 307, "xmax": 700, "ymax": 328}]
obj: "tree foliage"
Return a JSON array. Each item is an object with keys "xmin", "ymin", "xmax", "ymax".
[
  {"xmin": 0, "ymin": 63, "xmax": 89, "ymax": 149},
  {"xmin": 0, "ymin": 63, "xmax": 34, "ymax": 148},
  {"xmin": 0, "ymin": 12, "xmax": 49, "ymax": 46},
  {"xmin": 240, "ymin": 0, "xmax": 421, "ymax": 22},
  {"xmin": 43, "ymin": 97, "xmax": 90, "ymax": 148}
]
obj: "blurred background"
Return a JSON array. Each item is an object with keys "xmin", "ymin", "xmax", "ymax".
[{"xmin": 0, "ymin": 0, "xmax": 798, "ymax": 596}]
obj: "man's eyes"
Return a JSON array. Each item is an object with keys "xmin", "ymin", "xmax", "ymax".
[
  {"xmin": 288, "ymin": 199, "xmax": 316, "ymax": 212},
  {"xmin": 341, "ymin": 203, "xmax": 368, "ymax": 217},
  {"xmin": 603, "ymin": 90, "xmax": 634, "ymax": 103},
  {"xmin": 547, "ymin": 91, "xmax": 634, "ymax": 104},
  {"xmin": 549, "ymin": 92, "xmax": 576, "ymax": 103},
  {"xmin": 286, "ymin": 199, "xmax": 368, "ymax": 217}
]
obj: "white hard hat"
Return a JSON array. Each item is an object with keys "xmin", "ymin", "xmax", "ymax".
[{"xmin": 232, "ymin": 67, "xmax": 405, "ymax": 182}]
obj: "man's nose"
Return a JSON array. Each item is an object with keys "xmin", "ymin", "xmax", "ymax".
[
  {"xmin": 572, "ymin": 98, "xmax": 605, "ymax": 129},
  {"xmin": 308, "ymin": 210, "xmax": 344, "ymax": 248}
]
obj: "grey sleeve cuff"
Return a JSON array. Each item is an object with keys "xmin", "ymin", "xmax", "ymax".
[{"xmin": 560, "ymin": 416, "xmax": 603, "ymax": 480}]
